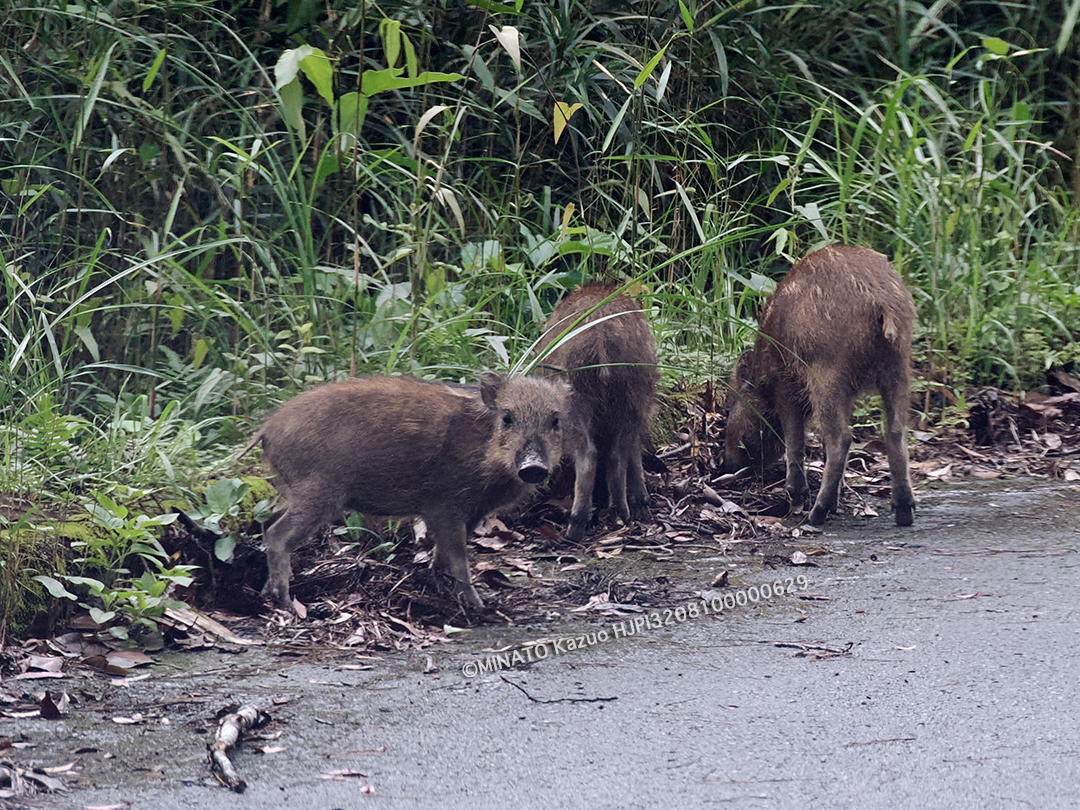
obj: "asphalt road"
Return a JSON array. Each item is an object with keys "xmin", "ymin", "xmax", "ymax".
[{"xmin": 14, "ymin": 479, "xmax": 1080, "ymax": 810}]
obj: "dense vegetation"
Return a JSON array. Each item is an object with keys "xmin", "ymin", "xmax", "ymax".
[{"xmin": 1, "ymin": 0, "xmax": 1078, "ymax": 635}]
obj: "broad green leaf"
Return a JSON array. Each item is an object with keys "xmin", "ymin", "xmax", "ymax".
[
  {"xmin": 33, "ymin": 575, "xmax": 78, "ymax": 601},
  {"xmin": 313, "ymin": 149, "xmax": 339, "ymax": 189},
  {"xmin": 300, "ymin": 47, "xmax": 334, "ymax": 106},
  {"xmin": 279, "ymin": 78, "xmax": 305, "ymax": 139},
  {"xmin": 215, "ymin": 535, "xmax": 237, "ymax": 563},
  {"xmin": 89, "ymin": 607, "xmax": 117, "ymax": 625},
  {"xmin": 193, "ymin": 337, "xmax": 209, "ymax": 371},
  {"xmin": 143, "ymin": 47, "xmax": 166, "ymax": 93},
  {"xmin": 380, "ymin": 18, "xmax": 402, "ymax": 68},
  {"xmin": 489, "ymin": 25, "xmax": 522, "ymax": 74},
  {"xmin": 981, "ymin": 37, "xmax": 1008, "ymax": 56},
  {"xmin": 553, "ymin": 101, "xmax": 583, "ymax": 144},
  {"xmin": 361, "ymin": 68, "xmax": 464, "ymax": 96},
  {"xmin": 274, "ymin": 45, "xmax": 313, "ymax": 91},
  {"xmin": 335, "ymin": 92, "xmax": 368, "ymax": 135},
  {"xmin": 403, "ymin": 35, "xmax": 418, "ymax": 78},
  {"xmin": 635, "ymin": 45, "xmax": 667, "ymax": 90},
  {"xmin": 466, "ymin": 0, "xmax": 518, "ymax": 12}
]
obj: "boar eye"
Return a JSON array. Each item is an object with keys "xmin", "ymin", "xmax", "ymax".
[
  {"xmin": 551, "ymin": 415, "xmax": 560, "ymax": 430},
  {"xmin": 501, "ymin": 411, "xmax": 515, "ymax": 428}
]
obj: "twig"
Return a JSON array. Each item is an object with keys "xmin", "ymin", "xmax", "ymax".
[
  {"xmin": 208, "ymin": 705, "xmax": 269, "ymax": 793},
  {"xmin": 500, "ymin": 675, "xmax": 616, "ymax": 704}
]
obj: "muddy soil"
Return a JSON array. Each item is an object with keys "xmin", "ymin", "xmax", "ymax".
[{"xmin": 6, "ymin": 479, "xmax": 1079, "ymax": 809}]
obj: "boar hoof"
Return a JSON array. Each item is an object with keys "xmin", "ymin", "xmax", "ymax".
[
  {"xmin": 566, "ymin": 516, "xmax": 590, "ymax": 542},
  {"xmin": 454, "ymin": 582, "xmax": 486, "ymax": 611},
  {"xmin": 806, "ymin": 505, "xmax": 829, "ymax": 526},
  {"xmin": 894, "ymin": 502, "xmax": 915, "ymax": 526},
  {"xmin": 260, "ymin": 580, "xmax": 293, "ymax": 612}
]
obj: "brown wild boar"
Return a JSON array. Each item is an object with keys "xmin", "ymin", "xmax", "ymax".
[
  {"xmin": 247, "ymin": 373, "xmax": 570, "ymax": 611},
  {"xmin": 722, "ymin": 245, "xmax": 916, "ymax": 526},
  {"xmin": 536, "ymin": 284, "xmax": 659, "ymax": 540}
]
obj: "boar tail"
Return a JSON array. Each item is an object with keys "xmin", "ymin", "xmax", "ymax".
[
  {"xmin": 237, "ymin": 431, "xmax": 264, "ymax": 459},
  {"xmin": 881, "ymin": 311, "xmax": 903, "ymax": 343}
]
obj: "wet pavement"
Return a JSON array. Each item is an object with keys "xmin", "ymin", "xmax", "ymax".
[{"xmin": 10, "ymin": 479, "xmax": 1080, "ymax": 810}]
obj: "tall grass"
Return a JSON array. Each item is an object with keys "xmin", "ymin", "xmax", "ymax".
[{"xmin": 0, "ymin": 0, "xmax": 1076, "ymax": 496}]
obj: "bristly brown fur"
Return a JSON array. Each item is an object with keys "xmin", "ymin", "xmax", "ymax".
[
  {"xmin": 723, "ymin": 245, "xmax": 916, "ymax": 527},
  {"xmin": 536, "ymin": 283, "xmax": 659, "ymax": 539}
]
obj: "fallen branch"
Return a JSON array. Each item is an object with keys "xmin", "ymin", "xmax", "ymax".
[
  {"xmin": 208, "ymin": 705, "xmax": 269, "ymax": 792},
  {"xmin": 500, "ymin": 675, "xmax": 616, "ymax": 704}
]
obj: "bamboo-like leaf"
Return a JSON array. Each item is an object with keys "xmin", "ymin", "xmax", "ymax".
[
  {"xmin": 73, "ymin": 42, "xmax": 117, "ymax": 152},
  {"xmin": 656, "ymin": 61, "xmax": 672, "ymax": 103},
  {"xmin": 1056, "ymin": 0, "xmax": 1080, "ymax": 55},
  {"xmin": 361, "ymin": 68, "xmax": 463, "ymax": 96},
  {"xmin": 634, "ymin": 44, "xmax": 667, "ymax": 90},
  {"xmin": 679, "ymin": 0, "xmax": 695, "ymax": 33},
  {"xmin": 553, "ymin": 101, "xmax": 583, "ymax": 144},
  {"xmin": 416, "ymin": 105, "xmax": 451, "ymax": 143},
  {"xmin": 142, "ymin": 47, "xmax": 166, "ymax": 93},
  {"xmin": 601, "ymin": 95, "xmax": 632, "ymax": 152}
]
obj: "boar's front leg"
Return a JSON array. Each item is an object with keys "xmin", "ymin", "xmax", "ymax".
[
  {"xmin": 567, "ymin": 431, "xmax": 599, "ymax": 541},
  {"xmin": 262, "ymin": 491, "xmax": 333, "ymax": 610},
  {"xmin": 428, "ymin": 508, "xmax": 485, "ymax": 610}
]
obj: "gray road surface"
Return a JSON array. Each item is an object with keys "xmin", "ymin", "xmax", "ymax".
[{"xmin": 13, "ymin": 480, "xmax": 1080, "ymax": 810}]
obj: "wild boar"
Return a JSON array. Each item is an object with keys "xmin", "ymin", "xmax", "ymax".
[
  {"xmin": 536, "ymin": 283, "xmax": 659, "ymax": 540},
  {"xmin": 247, "ymin": 373, "xmax": 571, "ymax": 611},
  {"xmin": 722, "ymin": 245, "xmax": 916, "ymax": 526}
]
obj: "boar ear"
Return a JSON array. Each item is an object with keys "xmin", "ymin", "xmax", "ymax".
[{"xmin": 479, "ymin": 372, "xmax": 504, "ymax": 409}]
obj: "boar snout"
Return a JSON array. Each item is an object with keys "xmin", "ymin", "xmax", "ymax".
[{"xmin": 516, "ymin": 452, "xmax": 552, "ymax": 484}]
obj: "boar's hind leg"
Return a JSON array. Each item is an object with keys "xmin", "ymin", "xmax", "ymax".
[
  {"xmin": 428, "ymin": 510, "xmax": 485, "ymax": 610},
  {"xmin": 881, "ymin": 376, "xmax": 916, "ymax": 526},
  {"xmin": 609, "ymin": 425, "xmax": 650, "ymax": 524},
  {"xmin": 262, "ymin": 500, "xmax": 331, "ymax": 610},
  {"xmin": 807, "ymin": 394, "xmax": 854, "ymax": 526}
]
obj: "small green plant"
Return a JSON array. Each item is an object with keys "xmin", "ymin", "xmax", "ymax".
[
  {"xmin": 32, "ymin": 490, "xmax": 195, "ymax": 640},
  {"xmin": 181, "ymin": 477, "xmax": 252, "ymax": 562}
]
